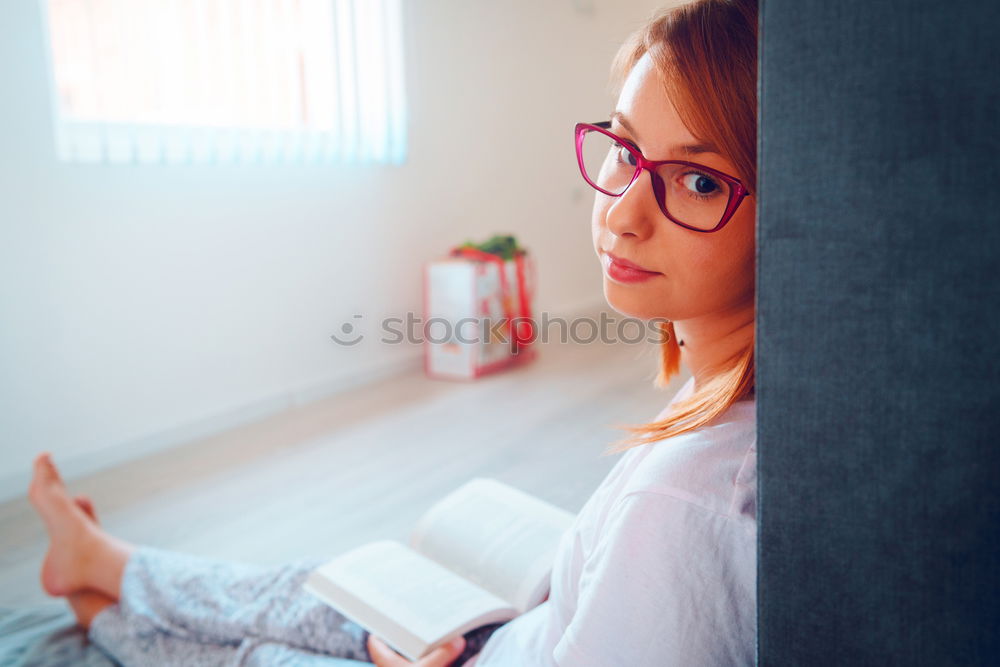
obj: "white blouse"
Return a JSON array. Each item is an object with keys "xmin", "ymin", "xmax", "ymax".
[{"xmin": 467, "ymin": 377, "xmax": 757, "ymax": 666}]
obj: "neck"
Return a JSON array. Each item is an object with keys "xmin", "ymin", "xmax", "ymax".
[{"xmin": 673, "ymin": 302, "xmax": 754, "ymax": 393}]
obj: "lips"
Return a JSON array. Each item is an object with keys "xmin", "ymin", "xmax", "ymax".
[{"xmin": 604, "ymin": 251, "xmax": 659, "ymax": 274}]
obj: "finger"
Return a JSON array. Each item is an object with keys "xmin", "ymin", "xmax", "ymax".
[
  {"xmin": 419, "ymin": 636, "xmax": 466, "ymax": 667},
  {"xmin": 367, "ymin": 634, "xmax": 407, "ymax": 667}
]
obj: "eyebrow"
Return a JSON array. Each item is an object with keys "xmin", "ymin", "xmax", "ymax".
[{"xmin": 611, "ymin": 110, "xmax": 721, "ymax": 156}]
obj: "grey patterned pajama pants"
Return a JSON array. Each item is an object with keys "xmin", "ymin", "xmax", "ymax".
[{"xmin": 87, "ymin": 547, "xmax": 504, "ymax": 666}]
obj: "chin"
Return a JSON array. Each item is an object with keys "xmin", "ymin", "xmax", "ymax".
[{"xmin": 602, "ymin": 282, "xmax": 666, "ymax": 321}]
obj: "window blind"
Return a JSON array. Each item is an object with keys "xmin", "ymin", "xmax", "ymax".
[{"xmin": 42, "ymin": 0, "xmax": 407, "ymax": 164}]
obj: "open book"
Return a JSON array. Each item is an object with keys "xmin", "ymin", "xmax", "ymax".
[{"xmin": 302, "ymin": 477, "xmax": 576, "ymax": 661}]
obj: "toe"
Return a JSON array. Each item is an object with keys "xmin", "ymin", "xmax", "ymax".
[
  {"xmin": 33, "ymin": 453, "xmax": 53, "ymax": 480},
  {"xmin": 37, "ymin": 453, "xmax": 63, "ymax": 484},
  {"xmin": 75, "ymin": 495, "xmax": 99, "ymax": 523},
  {"xmin": 28, "ymin": 454, "xmax": 72, "ymax": 516}
]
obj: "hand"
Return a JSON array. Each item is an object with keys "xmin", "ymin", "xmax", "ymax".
[{"xmin": 367, "ymin": 634, "xmax": 467, "ymax": 667}]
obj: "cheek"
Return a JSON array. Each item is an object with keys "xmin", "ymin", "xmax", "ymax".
[
  {"xmin": 591, "ymin": 196, "xmax": 610, "ymax": 247},
  {"xmin": 723, "ymin": 210, "xmax": 756, "ymax": 283},
  {"xmin": 688, "ymin": 218, "xmax": 756, "ymax": 304}
]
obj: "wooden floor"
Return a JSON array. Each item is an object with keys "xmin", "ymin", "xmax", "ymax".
[{"xmin": 0, "ymin": 335, "xmax": 688, "ymax": 609}]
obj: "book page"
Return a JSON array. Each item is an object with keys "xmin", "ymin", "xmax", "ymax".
[
  {"xmin": 303, "ymin": 540, "xmax": 517, "ymax": 662},
  {"xmin": 410, "ymin": 478, "xmax": 576, "ymax": 613}
]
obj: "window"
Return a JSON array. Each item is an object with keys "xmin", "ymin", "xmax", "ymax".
[{"xmin": 41, "ymin": 0, "xmax": 407, "ymax": 164}]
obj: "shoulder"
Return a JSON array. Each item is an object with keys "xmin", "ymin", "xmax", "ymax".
[{"xmin": 621, "ymin": 397, "xmax": 756, "ymax": 521}]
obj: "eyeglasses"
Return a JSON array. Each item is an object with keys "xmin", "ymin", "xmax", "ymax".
[{"xmin": 574, "ymin": 121, "xmax": 751, "ymax": 233}]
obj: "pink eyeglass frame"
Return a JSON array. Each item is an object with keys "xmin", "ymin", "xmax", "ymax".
[{"xmin": 575, "ymin": 121, "xmax": 752, "ymax": 233}]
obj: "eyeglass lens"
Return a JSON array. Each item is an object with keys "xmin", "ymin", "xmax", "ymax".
[{"xmin": 579, "ymin": 128, "xmax": 732, "ymax": 231}]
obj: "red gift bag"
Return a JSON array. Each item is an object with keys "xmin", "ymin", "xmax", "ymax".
[{"xmin": 423, "ymin": 240, "xmax": 537, "ymax": 380}]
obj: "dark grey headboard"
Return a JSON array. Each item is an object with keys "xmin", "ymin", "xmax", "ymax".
[{"xmin": 757, "ymin": 0, "xmax": 1000, "ymax": 664}]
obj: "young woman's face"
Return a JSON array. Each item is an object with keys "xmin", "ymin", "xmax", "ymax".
[{"xmin": 592, "ymin": 52, "xmax": 755, "ymax": 323}]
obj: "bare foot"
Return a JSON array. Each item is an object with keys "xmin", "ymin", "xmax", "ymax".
[
  {"xmin": 65, "ymin": 494, "xmax": 117, "ymax": 629},
  {"xmin": 28, "ymin": 453, "xmax": 102, "ymax": 596},
  {"xmin": 27, "ymin": 453, "xmax": 132, "ymax": 599}
]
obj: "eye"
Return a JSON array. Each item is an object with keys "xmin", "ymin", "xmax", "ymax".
[
  {"xmin": 680, "ymin": 171, "xmax": 721, "ymax": 198},
  {"xmin": 613, "ymin": 142, "xmax": 638, "ymax": 168}
]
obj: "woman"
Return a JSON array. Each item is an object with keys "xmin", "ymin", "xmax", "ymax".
[{"xmin": 28, "ymin": 0, "xmax": 758, "ymax": 664}]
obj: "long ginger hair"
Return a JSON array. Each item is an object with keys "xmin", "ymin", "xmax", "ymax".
[{"xmin": 603, "ymin": 0, "xmax": 757, "ymax": 455}]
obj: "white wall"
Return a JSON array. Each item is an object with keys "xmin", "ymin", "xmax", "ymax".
[{"xmin": 0, "ymin": 0, "xmax": 668, "ymax": 500}]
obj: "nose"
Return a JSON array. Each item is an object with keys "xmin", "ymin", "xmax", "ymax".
[{"xmin": 604, "ymin": 169, "xmax": 659, "ymax": 240}]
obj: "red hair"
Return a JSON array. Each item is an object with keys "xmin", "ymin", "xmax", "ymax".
[{"xmin": 603, "ymin": 0, "xmax": 757, "ymax": 454}]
